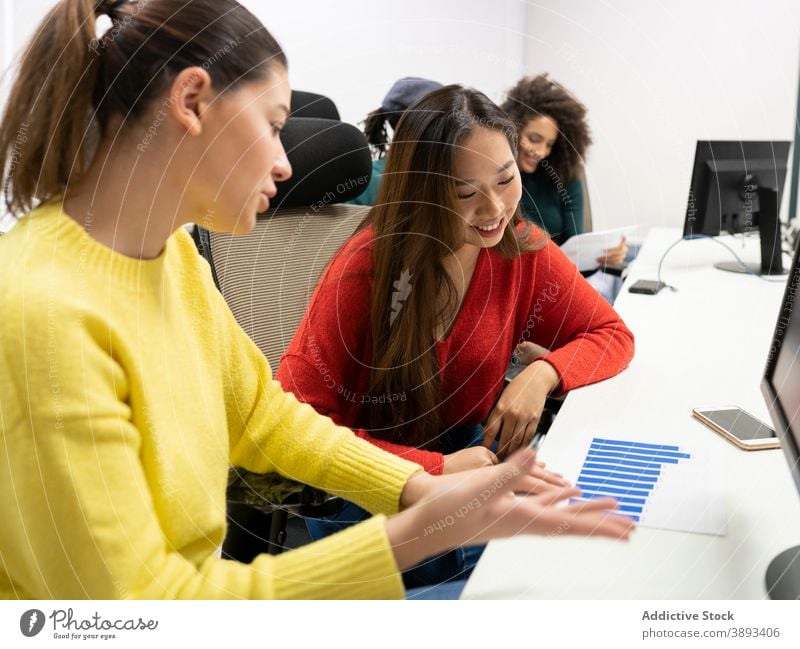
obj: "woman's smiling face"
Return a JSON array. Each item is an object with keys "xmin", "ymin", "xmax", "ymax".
[
  {"xmin": 517, "ymin": 115, "xmax": 559, "ymax": 174},
  {"xmin": 452, "ymin": 126, "xmax": 522, "ymax": 249}
]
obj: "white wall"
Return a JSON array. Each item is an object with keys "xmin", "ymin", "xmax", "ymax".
[
  {"xmin": 239, "ymin": 0, "xmax": 526, "ymax": 125},
  {"xmin": 1, "ymin": 0, "xmax": 527, "ymax": 124},
  {"xmin": 2, "ymin": 0, "xmax": 799, "ymax": 234},
  {"xmin": 0, "ymin": 0, "xmax": 527, "ymax": 231},
  {"xmin": 522, "ymin": 0, "xmax": 800, "ymax": 231}
]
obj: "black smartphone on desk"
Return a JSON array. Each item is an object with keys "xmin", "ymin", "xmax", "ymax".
[{"xmin": 628, "ymin": 279, "xmax": 666, "ymax": 295}]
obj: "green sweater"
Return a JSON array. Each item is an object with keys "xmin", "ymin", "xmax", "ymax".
[
  {"xmin": 348, "ymin": 158, "xmax": 386, "ymax": 206},
  {"xmin": 520, "ymin": 170, "xmax": 584, "ymax": 246}
]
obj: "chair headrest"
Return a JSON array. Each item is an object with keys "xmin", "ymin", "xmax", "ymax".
[
  {"xmin": 270, "ymin": 118, "xmax": 372, "ymax": 210},
  {"xmin": 290, "ymin": 90, "xmax": 341, "ymax": 120}
]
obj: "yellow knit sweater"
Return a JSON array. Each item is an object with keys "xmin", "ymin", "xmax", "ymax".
[{"xmin": 0, "ymin": 203, "xmax": 421, "ymax": 599}]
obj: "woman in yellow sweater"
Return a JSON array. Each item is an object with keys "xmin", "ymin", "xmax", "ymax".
[{"xmin": 0, "ymin": 0, "xmax": 634, "ymax": 600}]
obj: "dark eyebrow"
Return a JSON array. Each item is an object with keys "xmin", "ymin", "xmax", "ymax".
[{"xmin": 455, "ymin": 160, "xmax": 516, "ymax": 186}]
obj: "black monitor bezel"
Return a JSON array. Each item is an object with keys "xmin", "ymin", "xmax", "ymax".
[
  {"xmin": 684, "ymin": 140, "xmax": 792, "ymax": 238},
  {"xmin": 761, "ymin": 237, "xmax": 800, "ymax": 495}
]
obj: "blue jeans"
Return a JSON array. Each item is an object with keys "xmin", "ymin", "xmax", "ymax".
[
  {"xmin": 406, "ymin": 579, "xmax": 467, "ymax": 600},
  {"xmin": 306, "ymin": 424, "xmax": 488, "ymax": 589}
]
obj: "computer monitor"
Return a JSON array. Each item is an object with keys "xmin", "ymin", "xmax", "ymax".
[
  {"xmin": 761, "ymin": 236, "xmax": 800, "ymax": 599},
  {"xmin": 683, "ymin": 140, "xmax": 791, "ymax": 275},
  {"xmin": 787, "ymin": 53, "xmax": 800, "ymax": 224}
]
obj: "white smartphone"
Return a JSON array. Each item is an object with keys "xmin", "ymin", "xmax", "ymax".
[{"xmin": 692, "ymin": 406, "xmax": 779, "ymax": 451}]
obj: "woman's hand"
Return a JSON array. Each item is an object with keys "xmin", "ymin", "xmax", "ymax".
[
  {"xmin": 443, "ymin": 446, "xmax": 498, "ymax": 474},
  {"xmin": 596, "ymin": 236, "xmax": 628, "ymax": 267},
  {"xmin": 388, "ymin": 449, "xmax": 635, "ymax": 571},
  {"xmin": 441, "ymin": 446, "xmax": 569, "ymax": 494},
  {"xmin": 483, "ymin": 360, "xmax": 560, "ymax": 460}
]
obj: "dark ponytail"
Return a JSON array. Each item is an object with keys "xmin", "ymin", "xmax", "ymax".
[
  {"xmin": 0, "ymin": 0, "xmax": 287, "ymax": 216},
  {"xmin": 363, "ymin": 108, "xmax": 391, "ymax": 158},
  {"xmin": 0, "ymin": 0, "xmax": 101, "ymax": 217}
]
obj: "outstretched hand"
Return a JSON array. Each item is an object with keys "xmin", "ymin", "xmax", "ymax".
[{"xmin": 390, "ymin": 449, "xmax": 635, "ymax": 571}]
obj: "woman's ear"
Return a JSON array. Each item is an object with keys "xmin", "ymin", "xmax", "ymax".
[{"xmin": 168, "ymin": 66, "xmax": 214, "ymax": 136}]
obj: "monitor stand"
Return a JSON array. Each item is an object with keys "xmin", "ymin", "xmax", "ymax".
[
  {"xmin": 715, "ymin": 187, "xmax": 788, "ymax": 276},
  {"xmin": 766, "ymin": 545, "xmax": 800, "ymax": 599},
  {"xmin": 715, "ymin": 261, "xmax": 789, "ymax": 275}
]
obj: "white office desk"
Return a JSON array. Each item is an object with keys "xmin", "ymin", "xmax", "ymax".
[{"xmin": 462, "ymin": 227, "xmax": 800, "ymax": 599}]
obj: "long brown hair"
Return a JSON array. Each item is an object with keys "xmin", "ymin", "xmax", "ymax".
[
  {"xmin": 362, "ymin": 85, "xmax": 545, "ymax": 449},
  {"xmin": 0, "ymin": 0, "xmax": 286, "ymax": 216}
]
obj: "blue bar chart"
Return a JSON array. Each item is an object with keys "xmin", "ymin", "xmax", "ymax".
[{"xmin": 571, "ymin": 437, "xmax": 726, "ymax": 535}]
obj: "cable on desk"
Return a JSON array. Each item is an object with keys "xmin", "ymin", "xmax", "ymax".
[{"xmin": 656, "ymin": 234, "xmax": 790, "ymax": 288}]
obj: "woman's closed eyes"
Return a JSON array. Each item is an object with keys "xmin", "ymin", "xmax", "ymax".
[{"xmin": 457, "ymin": 174, "xmax": 516, "ymax": 200}]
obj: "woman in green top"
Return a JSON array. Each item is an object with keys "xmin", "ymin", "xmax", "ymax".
[{"xmin": 501, "ymin": 74, "xmax": 627, "ymax": 265}]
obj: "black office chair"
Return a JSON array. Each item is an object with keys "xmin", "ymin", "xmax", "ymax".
[
  {"xmin": 290, "ymin": 89, "xmax": 340, "ymax": 120},
  {"xmin": 194, "ymin": 114, "xmax": 373, "ymax": 560}
]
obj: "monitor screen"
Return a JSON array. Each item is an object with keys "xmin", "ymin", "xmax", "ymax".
[
  {"xmin": 763, "ymin": 242, "xmax": 800, "ymax": 491},
  {"xmin": 772, "ymin": 292, "xmax": 800, "ymax": 432},
  {"xmin": 762, "ymin": 240, "xmax": 800, "ymax": 598}
]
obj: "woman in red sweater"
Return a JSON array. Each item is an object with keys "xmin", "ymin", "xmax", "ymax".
[{"xmin": 276, "ymin": 85, "xmax": 634, "ymax": 587}]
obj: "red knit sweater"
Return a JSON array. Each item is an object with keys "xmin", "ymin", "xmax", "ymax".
[{"xmin": 276, "ymin": 225, "xmax": 634, "ymax": 475}]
